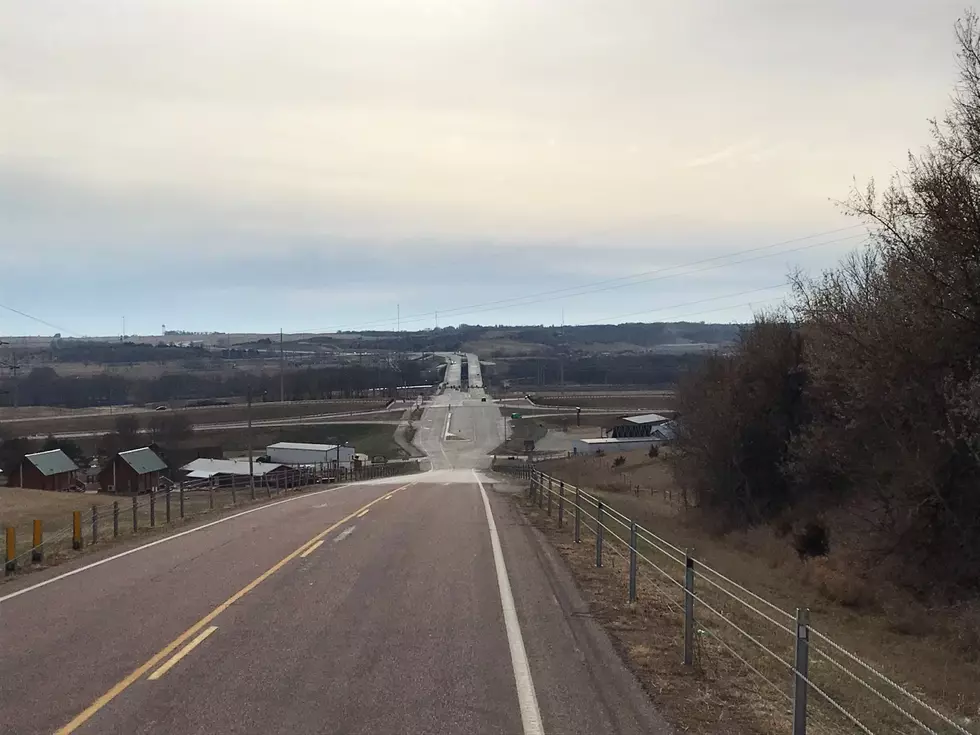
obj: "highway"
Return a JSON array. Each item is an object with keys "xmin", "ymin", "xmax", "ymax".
[{"xmin": 0, "ymin": 355, "xmax": 668, "ymax": 735}]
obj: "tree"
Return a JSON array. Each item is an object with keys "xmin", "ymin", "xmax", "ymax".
[
  {"xmin": 41, "ymin": 436, "xmax": 87, "ymax": 467},
  {"xmin": 148, "ymin": 413, "xmax": 193, "ymax": 445}
]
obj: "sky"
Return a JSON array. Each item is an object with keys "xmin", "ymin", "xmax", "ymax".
[{"xmin": 0, "ymin": 0, "xmax": 970, "ymax": 336}]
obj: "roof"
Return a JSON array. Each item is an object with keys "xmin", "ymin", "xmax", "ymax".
[
  {"xmin": 621, "ymin": 413, "xmax": 670, "ymax": 425},
  {"xmin": 24, "ymin": 449, "xmax": 78, "ymax": 476},
  {"xmin": 117, "ymin": 447, "xmax": 168, "ymax": 474},
  {"xmin": 267, "ymin": 442, "xmax": 340, "ymax": 452},
  {"xmin": 651, "ymin": 421, "xmax": 678, "ymax": 441},
  {"xmin": 181, "ymin": 458, "xmax": 286, "ymax": 478},
  {"xmin": 578, "ymin": 437, "xmax": 663, "ymax": 445}
]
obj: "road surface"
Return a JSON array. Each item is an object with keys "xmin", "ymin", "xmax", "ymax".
[{"xmin": 0, "ymin": 359, "xmax": 669, "ymax": 735}]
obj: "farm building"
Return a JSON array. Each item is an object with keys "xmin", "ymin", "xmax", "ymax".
[
  {"xmin": 606, "ymin": 413, "xmax": 672, "ymax": 439},
  {"xmin": 575, "ymin": 420, "xmax": 677, "ymax": 456},
  {"xmin": 14, "ymin": 449, "xmax": 81, "ymax": 491},
  {"xmin": 180, "ymin": 458, "xmax": 299, "ymax": 488},
  {"xmin": 99, "ymin": 447, "xmax": 168, "ymax": 494},
  {"xmin": 267, "ymin": 442, "xmax": 355, "ymax": 469}
]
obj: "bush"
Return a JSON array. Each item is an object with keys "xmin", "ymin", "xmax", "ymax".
[
  {"xmin": 648, "ymin": 444, "xmax": 660, "ymax": 458},
  {"xmin": 612, "ymin": 455, "xmax": 626, "ymax": 468}
]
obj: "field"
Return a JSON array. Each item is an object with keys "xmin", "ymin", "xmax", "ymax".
[
  {"xmin": 527, "ymin": 453, "xmax": 980, "ymax": 735},
  {"xmin": 4, "ymin": 400, "xmax": 389, "ymax": 438},
  {"xmin": 206, "ymin": 422, "xmax": 408, "ymax": 462},
  {"xmin": 528, "ymin": 391, "xmax": 677, "ymax": 412}
]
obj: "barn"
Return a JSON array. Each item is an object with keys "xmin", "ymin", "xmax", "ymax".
[
  {"xmin": 180, "ymin": 458, "xmax": 299, "ymax": 488},
  {"xmin": 14, "ymin": 449, "xmax": 80, "ymax": 491},
  {"xmin": 99, "ymin": 447, "xmax": 168, "ymax": 494}
]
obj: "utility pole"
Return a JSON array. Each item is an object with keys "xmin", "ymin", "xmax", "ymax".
[
  {"xmin": 279, "ymin": 329, "xmax": 285, "ymax": 403},
  {"xmin": 397, "ymin": 304, "xmax": 400, "ymax": 333},
  {"xmin": 247, "ymin": 385, "xmax": 255, "ymax": 496}
]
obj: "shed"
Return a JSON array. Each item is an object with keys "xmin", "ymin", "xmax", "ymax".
[
  {"xmin": 267, "ymin": 442, "xmax": 355, "ymax": 469},
  {"xmin": 99, "ymin": 447, "xmax": 168, "ymax": 494},
  {"xmin": 180, "ymin": 458, "xmax": 300, "ymax": 489},
  {"xmin": 608, "ymin": 413, "xmax": 671, "ymax": 439},
  {"xmin": 15, "ymin": 449, "xmax": 80, "ymax": 491}
]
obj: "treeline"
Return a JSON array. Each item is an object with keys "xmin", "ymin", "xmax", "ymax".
[
  {"xmin": 503, "ymin": 353, "xmax": 704, "ymax": 387},
  {"xmin": 49, "ymin": 341, "xmax": 211, "ymax": 364},
  {"xmin": 672, "ymin": 16, "xmax": 980, "ymax": 598},
  {"xmin": 3, "ymin": 360, "xmax": 434, "ymax": 408}
]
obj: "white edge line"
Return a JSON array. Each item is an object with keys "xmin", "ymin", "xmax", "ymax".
[
  {"xmin": 474, "ymin": 470, "xmax": 545, "ymax": 735},
  {"xmin": 0, "ymin": 481, "xmax": 369, "ymax": 604}
]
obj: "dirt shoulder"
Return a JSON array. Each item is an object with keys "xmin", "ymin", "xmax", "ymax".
[{"xmin": 518, "ymin": 455, "xmax": 980, "ymax": 735}]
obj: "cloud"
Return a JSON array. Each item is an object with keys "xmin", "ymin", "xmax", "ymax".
[{"xmin": 0, "ymin": 0, "xmax": 968, "ymax": 334}]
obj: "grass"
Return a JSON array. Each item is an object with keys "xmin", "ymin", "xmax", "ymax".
[
  {"xmin": 0, "ymin": 488, "xmax": 121, "ymax": 555},
  {"xmin": 526, "ymin": 454, "xmax": 980, "ymax": 735},
  {"xmin": 529, "ymin": 392, "xmax": 677, "ymax": 412},
  {"xmin": 7, "ymin": 400, "xmax": 387, "ymax": 437},
  {"xmin": 494, "ymin": 417, "xmax": 548, "ymax": 455}
]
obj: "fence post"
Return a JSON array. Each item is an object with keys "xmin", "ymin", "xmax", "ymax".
[
  {"xmin": 150, "ymin": 491, "xmax": 156, "ymax": 527},
  {"xmin": 165, "ymin": 487, "xmax": 172, "ymax": 524},
  {"xmin": 558, "ymin": 482, "xmax": 565, "ymax": 528},
  {"xmin": 113, "ymin": 502, "xmax": 119, "ymax": 538},
  {"xmin": 596, "ymin": 501, "xmax": 604, "ymax": 567},
  {"xmin": 793, "ymin": 608, "xmax": 810, "ymax": 735},
  {"xmin": 179, "ymin": 484, "xmax": 185, "ymax": 519},
  {"xmin": 574, "ymin": 488, "xmax": 581, "ymax": 543},
  {"xmin": 250, "ymin": 474, "xmax": 256, "ymax": 502},
  {"xmin": 132, "ymin": 496, "xmax": 138, "ymax": 532},
  {"xmin": 91, "ymin": 504, "xmax": 98, "ymax": 544},
  {"xmin": 209, "ymin": 486, "xmax": 215, "ymax": 511},
  {"xmin": 547, "ymin": 477, "xmax": 553, "ymax": 516},
  {"xmin": 5, "ymin": 527, "xmax": 15, "ymax": 575},
  {"xmin": 683, "ymin": 551, "xmax": 695, "ymax": 666},
  {"xmin": 73, "ymin": 511, "xmax": 82, "ymax": 550},
  {"xmin": 231, "ymin": 478, "xmax": 237, "ymax": 506},
  {"xmin": 32, "ymin": 520, "xmax": 43, "ymax": 563},
  {"xmin": 629, "ymin": 521, "xmax": 638, "ymax": 603},
  {"xmin": 538, "ymin": 474, "xmax": 544, "ymax": 509},
  {"xmin": 265, "ymin": 476, "xmax": 271, "ymax": 499}
]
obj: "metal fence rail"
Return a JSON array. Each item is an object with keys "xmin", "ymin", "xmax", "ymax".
[
  {"xmin": 513, "ymin": 466, "xmax": 975, "ymax": 735},
  {"xmin": 3, "ymin": 461, "xmax": 422, "ymax": 577}
]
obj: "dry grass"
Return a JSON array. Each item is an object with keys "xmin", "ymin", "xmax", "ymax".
[
  {"xmin": 530, "ymin": 455, "xmax": 980, "ymax": 735},
  {"xmin": 531, "ymin": 392, "xmax": 677, "ymax": 412},
  {"xmin": 7, "ymin": 400, "xmax": 387, "ymax": 437}
]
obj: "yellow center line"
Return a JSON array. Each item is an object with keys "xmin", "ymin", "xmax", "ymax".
[
  {"xmin": 148, "ymin": 626, "xmax": 218, "ymax": 681},
  {"xmin": 299, "ymin": 540, "xmax": 324, "ymax": 558},
  {"xmin": 55, "ymin": 482, "xmax": 413, "ymax": 734},
  {"xmin": 356, "ymin": 509, "xmax": 371, "ymax": 518}
]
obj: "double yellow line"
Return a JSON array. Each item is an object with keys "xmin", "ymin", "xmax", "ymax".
[{"xmin": 56, "ymin": 483, "xmax": 412, "ymax": 734}]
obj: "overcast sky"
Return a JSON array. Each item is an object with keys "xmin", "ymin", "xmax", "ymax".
[{"xmin": 0, "ymin": 0, "xmax": 969, "ymax": 336}]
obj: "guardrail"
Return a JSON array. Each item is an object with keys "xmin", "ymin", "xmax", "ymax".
[
  {"xmin": 512, "ymin": 466, "xmax": 975, "ymax": 735},
  {"xmin": 3, "ymin": 461, "xmax": 423, "ymax": 578}
]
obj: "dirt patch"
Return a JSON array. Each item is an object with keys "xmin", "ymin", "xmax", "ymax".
[{"xmin": 527, "ymin": 457, "xmax": 980, "ymax": 734}]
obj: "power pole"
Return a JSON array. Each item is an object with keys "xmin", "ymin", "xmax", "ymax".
[
  {"xmin": 279, "ymin": 329, "xmax": 285, "ymax": 403},
  {"xmin": 247, "ymin": 385, "xmax": 255, "ymax": 495}
]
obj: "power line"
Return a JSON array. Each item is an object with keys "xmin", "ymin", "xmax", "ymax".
[
  {"xmin": 0, "ymin": 303, "xmax": 79, "ymax": 336},
  {"xmin": 308, "ymin": 227, "xmax": 865, "ymax": 333}
]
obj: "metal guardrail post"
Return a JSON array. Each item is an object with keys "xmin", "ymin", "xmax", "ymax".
[
  {"xmin": 92, "ymin": 505, "xmax": 98, "ymax": 544},
  {"xmin": 150, "ymin": 491, "xmax": 156, "ymax": 527},
  {"xmin": 5, "ymin": 527, "xmax": 15, "ymax": 575},
  {"xmin": 683, "ymin": 551, "xmax": 695, "ymax": 666},
  {"xmin": 793, "ymin": 608, "xmax": 810, "ymax": 735},
  {"xmin": 113, "ymin": 502, "xmax": 119, "ymax": 538},
  {"xmin": 596, "ymin": 501, "xmax": 604, "ymax": 568},
  {"xmin": 558, "ymin": 482, "xmax": 565, "ymax": 528},
  {"xmin": 547, "ymin": 476, "xmax": 553, "ymax": 516},
  {"xmin": 574, "ymin": 488, "xmax": 581, "ymax": 543},
  {"xmin": 629, "ymin": 521, "xmax": 638, "ymax": 603},
  {"xmin": 32, "ymin": 520, "xmax": 43, "ymax": 562},
  {"xmin": 132, "ymin": 496, "xmax": 138, "ymax": 532},
  {"xmin": 165, "ymin": 488, "xmax": 172, "ymax": 524},
  {"xmin": 73, "ymin": 511, "xmax": 82, "ymax": 550},
  {"xmin": 179, "ymin": 485, "xmax": 185, "ymax": 519}
]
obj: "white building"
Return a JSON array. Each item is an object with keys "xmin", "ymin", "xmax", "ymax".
[{"xmin": 267, "ymin": 441, "xmax": 355, "ymax": 469}]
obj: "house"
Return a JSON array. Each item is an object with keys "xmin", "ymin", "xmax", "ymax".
[
  {"xmin": 14, "ymin": 449, "xmax": 80, "ymax": 491},
  {"xmin": 180, "ymin": 458, "xmax": 299, "ymax": 488},
  {"xmin": 267, "ymin": 442, "xmax": 355, "ymax": 469},
  {"xmin": 99, "ymin": 447, "xmax": 168, "ymax": 494}
]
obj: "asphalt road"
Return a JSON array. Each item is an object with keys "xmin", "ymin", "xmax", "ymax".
[{"xmin": 0, "ymin": 359, "xmax": 669, "ymax": 735}]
